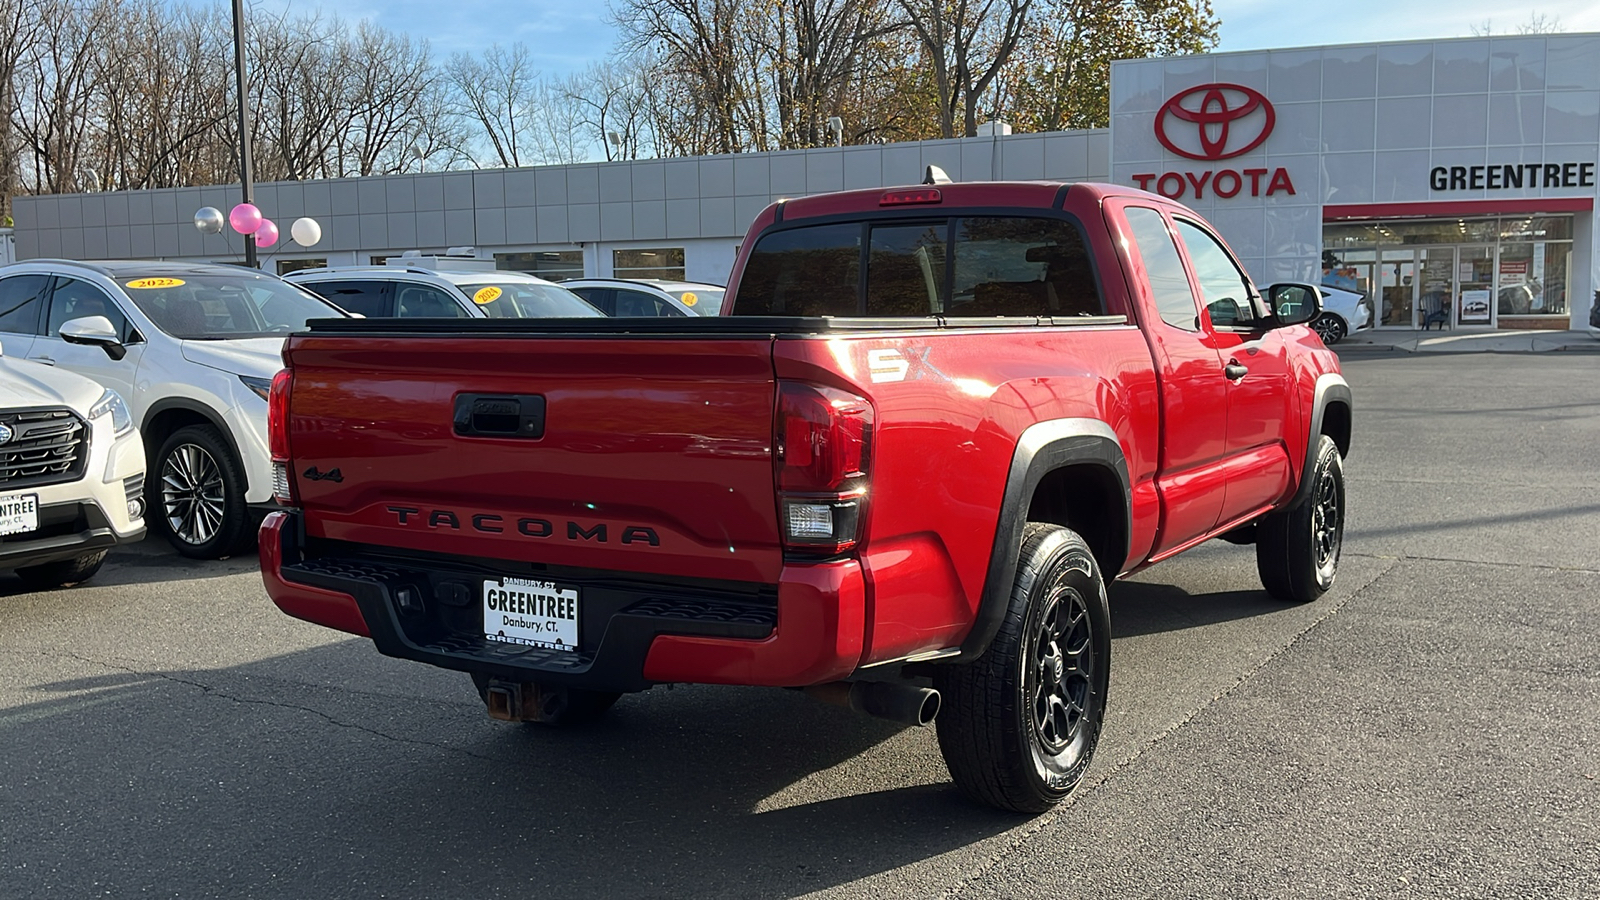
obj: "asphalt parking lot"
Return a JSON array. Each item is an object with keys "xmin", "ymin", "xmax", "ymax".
[{"xmin": 3, "ymin": 350, "xmax": 1597, "ymax": 899}]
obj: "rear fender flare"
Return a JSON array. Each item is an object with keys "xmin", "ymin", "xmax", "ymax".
[
  {"xmin": 1289, "ymin": 373, "xmax": 1352, "ymax": 509},
  {"xmin": 957, "ymin": 418, "xmax": 1130, "ymax": 662}
]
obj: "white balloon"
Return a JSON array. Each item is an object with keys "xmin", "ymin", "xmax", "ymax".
[
  {"xmin": 193, "ymin": 207, "xmax": 225, "ymax": 235},
  {"xmin": 290, "ymin": 217, "xmax": 322, "ymax": 247}
]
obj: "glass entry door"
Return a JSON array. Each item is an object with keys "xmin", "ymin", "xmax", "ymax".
[
  {"xmin": 1417, "ymin": 247, "xmax": 1454, "ymax": 329},
  {"xmin": 1457, "ymin": 246, "xmax": 1493, "ymax": 326},
  {"xmin": 1379, "ymin": 250, "xmax": 1418, "ymax": 326}
]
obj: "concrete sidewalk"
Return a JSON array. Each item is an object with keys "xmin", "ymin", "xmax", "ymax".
[{"xmin": 1335, "ymin": 326, "xmax": 1600, "ymax": 353}]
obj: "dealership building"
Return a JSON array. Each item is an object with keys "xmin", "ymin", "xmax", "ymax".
[{"xmin": 11, "ymin": 33, "xmax": 1600, "ymax": 330}]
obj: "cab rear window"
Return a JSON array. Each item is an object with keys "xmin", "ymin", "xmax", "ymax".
[{"xmin": 731, "ymin": 216, "xmax": 1104, "ymax": 318}]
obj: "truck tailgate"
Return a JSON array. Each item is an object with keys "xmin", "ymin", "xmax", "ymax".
[{"xmin": 283, "ymin": 334, "xmax": 782, "ymax": 584}]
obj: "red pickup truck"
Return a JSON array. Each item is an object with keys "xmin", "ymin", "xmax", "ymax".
[{"xmin": 260, "ymin": 180, "xmax": 1350, "ymax": 813}]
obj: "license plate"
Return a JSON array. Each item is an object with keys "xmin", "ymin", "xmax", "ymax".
[
  {"xmin": 483, "ymin": 576, "xmax": 579, "ymax": 652},
  {"xmin": 0, "ymin": 493, "xmax": 39, "ymax": 536}
]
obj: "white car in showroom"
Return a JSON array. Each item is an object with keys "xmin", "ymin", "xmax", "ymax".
[
  {"xmin": 0, "ymin": 260, "xmax": 347, "ymax": 558},
  {"xmin": 0, "ymin": 345, "xmax": 145, "ymax": 588},
  {"xmin": 1311, "ymin": 285, "xmax": 1374, "ymax": 345}
]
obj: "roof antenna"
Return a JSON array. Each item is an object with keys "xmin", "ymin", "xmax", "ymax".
[{"xmin": 922, "ymin": 165, "xmax": 953, "ymax": 185}]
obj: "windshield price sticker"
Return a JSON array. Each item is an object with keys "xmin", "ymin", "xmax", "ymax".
[
  {"xmin": 472, "ymin": 286, "xmax": 503, "ymax": 305},
  {"xmin": 483, "ymin": 576, "xmax": 579, "ymax": 651},
  {"xmin": 0, "ymin": 493, "xmax": 40, "ymax": 536},
  {"xmin": 680, "ymin": 292, "xmax": 698, "ymax": 306},
  {"xmin": 125, "ymin": 277, "xmax": 185, "ymax": 289}
]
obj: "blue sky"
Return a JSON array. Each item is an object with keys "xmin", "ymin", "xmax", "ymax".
[{"xmin": 233, "ymin": 1, "xmax": 1600, "ymax": 76}]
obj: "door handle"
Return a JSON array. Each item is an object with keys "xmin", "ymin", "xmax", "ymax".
[
  {"xmin": 1224, "ymin": 360, "xmax": 1248, "ymax": 380},
  {"xmin": 31, "ymin": 356, "xmax": 55, "ymax": 366}
]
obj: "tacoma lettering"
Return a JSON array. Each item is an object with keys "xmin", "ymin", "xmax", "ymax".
[{"xmin": 383, "ymin": 507, "xmax": 658, "ymax": 547}]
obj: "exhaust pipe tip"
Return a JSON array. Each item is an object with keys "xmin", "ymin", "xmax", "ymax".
[{"xmin": 805, "ymin": 681, "xmax": 941, "ymax": 727}]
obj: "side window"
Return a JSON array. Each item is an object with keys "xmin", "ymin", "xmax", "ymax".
[
  {"xmin": 611, "ymin": 290, "xmax": 683, "ymax": 317},
  {"xmin": 865, "ymin": 223, "xmax": 947, "ymax": 316},
  {"xmin": 568, "ymin": 287, "xmax": 615, "ymax": 315},
  {"xmin": 1173, "ymin": 219, "xmax": 1257, "ymax": 328},
  {"xmin": 732, "ymin": 223, "xmax": 861, "ymax": 316},
  {"xmin": 950, "ymin": 217, "xmax": 1104, "ymax": 317},
  {"xmin": 396, "ymin": 284, "xmax": 467, "ymax": 318},
  {"xmin": 46, "ymin": 277, "xmax": 132, "ymax": 341},
  {"xmin": 0, "ymin": 274, "xmax": 50, "ymax": 335},
  {"xmin": 304, "ymin": 280, "xmax": 391, "ymax": 317},
  {"xmin": 1124, "ymin": 207, "xmax": 1201, "ymax": 331}
]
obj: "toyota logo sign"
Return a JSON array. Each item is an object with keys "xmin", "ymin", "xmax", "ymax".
[{"xmin": 1155, "ymin": 83, "xmax": 1275, "ymax": 161}]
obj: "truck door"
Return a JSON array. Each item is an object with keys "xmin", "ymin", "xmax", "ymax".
[
  {"xmin": 1111, "ymin": 202, "xmax": 1229, "ymax": 554},
  {"xmin": 1168, "ymin": 218, "xmax": 1293, "ymax": 525}
]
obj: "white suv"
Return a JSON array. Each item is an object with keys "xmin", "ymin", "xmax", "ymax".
[
  {"xmin": 286, "ymin": 257, "xmax": 602, "ymax": 320},
  {"xmin": 0, "ymin": 346, "xmax": 145, "ymax": 588},
  {"xmin": 0, "ymin": 260, "xmax": 347, "ymax": 558}
]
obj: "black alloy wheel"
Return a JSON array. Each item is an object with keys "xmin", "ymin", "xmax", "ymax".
[
  {"xmin": 935, "ymin": 523, "xmax": 1111, "ymax": 813},
  {"xmin": 1256, "ymin": 434, "xmax": 1345, "ymax": 603}
]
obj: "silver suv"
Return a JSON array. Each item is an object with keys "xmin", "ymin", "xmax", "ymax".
[
  {"xmin": 561, "ymin": 279, "xmax": 726, "ymax": 317},
  {"xmin": 287, "ymin": 256, "xmax": 601, "ymax": 320}
]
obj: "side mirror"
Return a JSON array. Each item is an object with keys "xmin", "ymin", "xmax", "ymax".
[
  {"xmin": 1265, "ymin": 283, "xmax": 1322, "ymax": 328},
  {"xmin": 59, "ymin": 315, "xmax": 127, "ymax": 360}
]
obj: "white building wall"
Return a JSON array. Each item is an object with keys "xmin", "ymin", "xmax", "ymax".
[
  {"xmin": 8, "ymin": 130, "xmax": 1110, "ymax": 287},
  {"xmin": 1111, "ymin": 35, "xmax": 1600, "ymax": 320}
]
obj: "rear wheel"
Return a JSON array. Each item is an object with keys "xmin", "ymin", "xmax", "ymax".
[
  {"xmin": 1312, "ymin": 313, "xmax": 1347, "ymax": 345},
  {"xmin": 15, "ymin": 550, "xmax": 108, "ymax": 589},
  {"xmin": 935, "ymin": 524, "xmax": 1111, "ymax": 813},
  {"xmin": 149, "ymin": 425, "xmax": 254, "ymax": 559},
  {"xmin": 471, "ymin": 673, "xmax": 621, "ymax": 725},
  {"xmin": 1257, "ymin": 435, "xmax": 1344, "ymax": 603}
]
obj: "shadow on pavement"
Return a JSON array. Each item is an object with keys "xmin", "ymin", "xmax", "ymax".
[
  {"xmin": 1, "ymin": 641, "xmax": 1020, "ymax": 898},
  {"xmin": 0, "ymin": 540, "xmax": 262, "ymax": 597},
  {"xmin": 1109, "ymin": 578, "xmax": 1283, "ymax": 639}
]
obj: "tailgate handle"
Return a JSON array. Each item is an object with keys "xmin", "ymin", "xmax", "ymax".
[{"xmin": 454, "ymin": 394, "xmax": 546, "ymax": 438}]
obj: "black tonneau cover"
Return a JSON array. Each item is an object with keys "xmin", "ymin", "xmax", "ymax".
[{"xmin": 301, "ymin": 314, "xmax": 1128, "ymax": 337}]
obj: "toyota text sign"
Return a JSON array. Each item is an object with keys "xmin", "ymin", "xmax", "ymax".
[{"xmin": 1134, "ymin": 82, "xmax": 1296, "ymax": 201}]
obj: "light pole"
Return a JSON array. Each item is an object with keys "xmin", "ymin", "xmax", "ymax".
[{"xmin": 231, "ymin": 0, "xmax": 257, "ymax": 269}]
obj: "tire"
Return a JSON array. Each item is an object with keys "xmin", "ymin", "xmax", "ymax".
[
  {"xmin": 934, "ymin": 524, "xmax": 1111, "ymax": 813},
  {"xmin": 1312, "ymin": 313, "xmax": 1347, "ymax": 345},
  {"xmin": 471, "ymin": 673, "xmax": 620, "ymax": 725},
  {"xmin": 15, "ymin": 550, "xmax": 108, "ymax": 589},
  {"xmin": 149, "ymin": 424, "xmax": 254, "ymax": 560},
  {"xmin": 1256, "ymin": 435, "xmax": 1345, "ymax": 603}
]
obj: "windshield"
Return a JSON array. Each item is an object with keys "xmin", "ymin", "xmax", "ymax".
[
  {"xmin": 457, "ymin": 282, "xmax": 603, "ymax": 318},
  {"xmin": 118, "ymin": 273, "xmax": 343, "ymax": 339},
  {"xmin": 665, "ymin": 287, "xmax": 724, "ymax": 316}
]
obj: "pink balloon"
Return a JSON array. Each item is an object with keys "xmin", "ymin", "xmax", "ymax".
[
  {"xmin": 229, "ymin": 203, "xmax": 263, "ymax": 235},
  {"xmin": 254, "ymin": 218, "xmax": 279, "ymax": 247}
]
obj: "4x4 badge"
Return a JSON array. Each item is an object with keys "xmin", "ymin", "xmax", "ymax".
[{"xmin": 302, "ymin": 466, "xmax": 343, "ymax": 483}]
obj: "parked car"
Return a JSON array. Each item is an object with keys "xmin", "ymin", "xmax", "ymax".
[
  {"xmin": 261, "ymin": 179, "xmax": 1351, "ymax": 813},
  {"xmin": 287, "ymin": 257, "xmax": 602, "ymax": 320},
  {"xmin": 1309, "ymin": 285, "xmax": 1372, "ymax": 345},
  {"xmin": 0, "ymin": 259, "xmax": 347, "ymax": 558},
  {"xmin": 0, "ymin": 344, "xmax": 145, "ymax": 588},
  {"xmin": 561, "ymin": 279, "xmax": 725, "ymax": 317}
]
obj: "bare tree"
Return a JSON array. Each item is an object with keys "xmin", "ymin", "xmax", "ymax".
[
  {"xmin": 563, "ymin": 58, "xmax": 660, "ymax": 160},
  {"xmin": 895, "ymin": 0, "xmax": 1034, "ymax": 139},
  {"xmin": 446, "ymin": 43, "xmax": 540, "ymax": 168},
  {"xmin": 1470, "ymin": 11, "xmax": 1565, "ymax": 35}
]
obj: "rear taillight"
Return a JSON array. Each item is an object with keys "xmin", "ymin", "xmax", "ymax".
[
  {"xmin": 775, "ymin": 382, "xmax": 873, "ymax": 556},
  {"xmin": 267, "ymin": 368, "xmax": 294, "ymax": 504}
]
